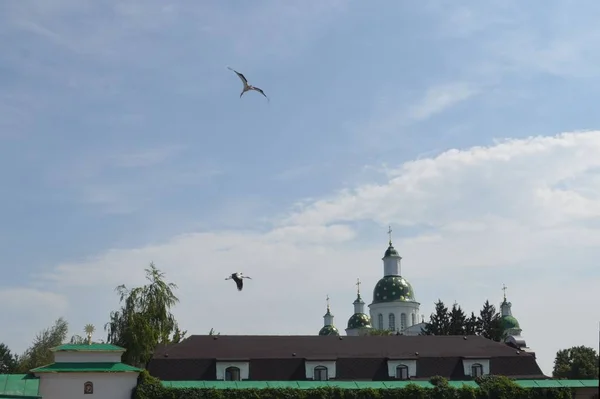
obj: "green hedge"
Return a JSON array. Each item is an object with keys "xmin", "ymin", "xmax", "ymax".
[{"xmin": 133, "ymin": 371, "xmax": 574, "ymax": 399}]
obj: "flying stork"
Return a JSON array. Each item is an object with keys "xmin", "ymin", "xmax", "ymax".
[
  {"xmin": 225, "ymin": 272, "xmax": 252, "ymax": 291},
  {"xmin": 227, "ymin": 66, "xmax": 269, "ymax": 102}
]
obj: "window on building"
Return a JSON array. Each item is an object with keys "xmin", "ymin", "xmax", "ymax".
[
  {"xmin": 389, "ymin": 313, "xmax": 396, "ymax": 331},
  {"xmin": 411, "ymin": 313, "xmax": 416, "ymax": 326},
  {"xmin": 378, "ymin": 314, "xmax": 383, "ymax": 330},
  {"xmin": 400, "ymin": 313, "xmax": 407, "ymax": 331},
  {"xmin": 471, "ymin": 363, "xmax": 483, "ymax": 378},
  {"xmin": 395, "ymin": 365, "xmax": 409, "ymax": 380},
  {"xmin": 225, "ymin": 366, "xmax": 241, "ymax": 381},
  {"xmin": 313, "ymin": 366, "xmax": 328, "ymax": 381}
]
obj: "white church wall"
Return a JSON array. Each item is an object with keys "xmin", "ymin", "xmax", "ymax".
[
  {"xmin": 369, "ymin": 302, "xmax": 420, "ymax": 332},
  {"xmin": 38, "ymin": 372, "xmax": 138, "ymax": 399},
  {"xmin": 54, "ymin": 352, "xmax": 122, "ymax": 363}
]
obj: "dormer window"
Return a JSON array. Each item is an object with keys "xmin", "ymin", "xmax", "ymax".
[
  {"xmin": 216, "ymin": 361, "xmax": 249, "ymax": 381},
  {"xmin": 395, "ymin": 365, "xmax": 409, "ymax": 380},
  {"xmin": 313, "ymin": 365, "xmax": 328, "ymax": 381},
  {"xmin": 471, "ymin": 363, "xmax": 483, "ymax": 378},
  {"xmin": 225, "ymin": 366, "xmax": 241, "ymax": 381}
]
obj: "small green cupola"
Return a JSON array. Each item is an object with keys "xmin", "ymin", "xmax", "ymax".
[
  {"xmin": 318, "ymin": 295, "xmax": 340, "ymax": 336},
  {"xmin": 346, "ymin": 278, "xmax": 372, "ymax": 336},
  {"xmin": 500, "ymin": 285, "xmax": 521, "ymax": 335}
]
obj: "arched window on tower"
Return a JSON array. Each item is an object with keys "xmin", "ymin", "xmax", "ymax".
[
  {"xmin": 400, "ymin": 313, "xmax": 407, "ymax": 331},
  {"xmin": 411, "ymin": 313, "xmax": 416, "ymax": 326},
  {"xmin": 388, "ymin": 313, "xmax": 396, "ymax": 331},
  {"xmin": 378, "ymin": 314, "xmax": 383, "ymax": 330}
]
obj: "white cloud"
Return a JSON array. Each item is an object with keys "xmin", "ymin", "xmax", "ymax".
[
  {"xmin": 407, "ymin": 83, "xmax": 480, "ymax": 121},
  {"xmin": 3, "ymin": 131, "xmax": 600, "ymax": 376},
  {"xmin": 0, "ymin": 288, "xmax": 69, "ymax": 354}
]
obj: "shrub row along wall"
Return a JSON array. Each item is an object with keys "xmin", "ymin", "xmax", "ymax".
[{"xmin": 133, "ymin": 371, "xmax": 575, "ymax": 399}]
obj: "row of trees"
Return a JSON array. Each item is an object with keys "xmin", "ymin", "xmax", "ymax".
[
  {"xmin": 0, "ymin": 263, "xmax": 186, "ymax": 372},
  {"xmin": 421, "ymin": 299, "xmax": 504, "ymax": 340}
]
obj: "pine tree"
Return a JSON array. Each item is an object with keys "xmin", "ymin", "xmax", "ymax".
[
  {"xmin": 421, "ymin": 300, "xmax": 450, "ymax": 335},
  {"xmin": 478, "ymin": 300, "xmax": 503, "ymax": 341},
  {"xmin": 448, "ymin": 303, "xmax": 467, "ymax": 335},
  {"xmin": 465, "ymin": 311, "xmax": 479, "ymax": 335}
]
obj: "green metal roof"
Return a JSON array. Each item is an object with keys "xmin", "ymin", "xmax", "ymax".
[
  {"xmin": 318, "ymin": 325, "xmax": 340, "ymax": 336},
  {"xmin": 513, "ymin": 379, "xmax": 599, "ymax": 388},
  {"xmin": 160, "ymin": 379, "xmax": 599, "ymax": 390},
  {"xmin": 447, "ymin": 381, "xmax": 479, "ymax": 388},
  {"xmin": 372, "ymin": 275, "xmax": 415, "ymax": 304},
  {"xmin": 51, "ymin": 343, "xmax": 125, "ymax": 352},
  {"xmin": 0, "ymin": 374, "xmax": 41, "ymax": 398},
  {"xmin": 30, "ymin": 362, "xmax": 141, "ymax": 373},
  {"xmin": 347, "ymin": 313, "xmax": 372, "ymax": 329}
]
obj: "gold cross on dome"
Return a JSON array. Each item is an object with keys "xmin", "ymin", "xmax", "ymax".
[
  {"xmin": 387, "ymin": 225, "xmax": 393, "ymax": 244},
  {"xmin": 502, "ymin": 284, "xmax": 507, "ymax": 300},
  {"xmin": 326, "ymin": 294, "xmax": 330, "ymax": 310},
  {"xmin": 356, "ymin": 278, "xmax": 361, "ymax": 295}
]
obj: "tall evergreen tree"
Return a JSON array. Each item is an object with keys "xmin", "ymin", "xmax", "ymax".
[
  {"xmin": 105, "ymin": 263, "xmax": 186, "ymax": 368},
  {"xmin": 448, "ymin": 303, "xmax": 467, "ymax": 335},
  {"xmin": 421, "ymin": 300, "xmax": 450, "ymax": 335},
  {"xmin": 0, "ymin": 343, "xmax": 18, "ymax": 374},
  {"xmin": 465, "ymin": 311, "xmax": 479, "ymax": 335},
  {"xmin": 478, "ymin": 300, "xmax": 503, "ymax": 341}
]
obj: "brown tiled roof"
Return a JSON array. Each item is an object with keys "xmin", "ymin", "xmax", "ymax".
[
  {"xmin": 148, "ymin": 335, "xmax": 546, "ymax": 381},
  {"xmin": 153, "ymin": 335, "xmax": 529, "ymax": 359}
]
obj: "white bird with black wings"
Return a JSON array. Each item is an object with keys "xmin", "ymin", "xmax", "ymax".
[
  {"xmin": 227, "ymin": 66, "xmax": 269, "ymax": 102},
  {"xmin": 225, "ymin": 272, "xmax": 252, "ymax": 291}
]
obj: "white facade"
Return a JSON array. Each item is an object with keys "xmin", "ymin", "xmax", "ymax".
[
  {"xmin": 216, "ymin": 361, "xmax": 250, "ymax": 380},
  {"xmin": 462, "ymin": 358, "xmax": 490, "ymax": 377},
  {"xmin": 304, "ymin": 360, "xmax": 336, "ymax": 380},
  {"xmin": 369, "ymin": 301, "xmax": 420, "ymax": 332},
  {"xmin": 38, "ymin": 372, "xmax": 138, "ymax": 399},
  {"xmin": 54, "ymin": 352, "xmax": 122, "ymax": 363},
  {"xmin": 386, "ymin": 359, "xmax": 417, "ymax": 378}
]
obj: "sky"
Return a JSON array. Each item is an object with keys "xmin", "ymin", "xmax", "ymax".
[{"xmin": 1, "ymin": 0, "xmax": 600, "ymax": 377}]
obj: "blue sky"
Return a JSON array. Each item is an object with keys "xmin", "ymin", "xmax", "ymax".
[{"xmin": 1, "ymin": 0, "xmax": 600, "ymax": 376}]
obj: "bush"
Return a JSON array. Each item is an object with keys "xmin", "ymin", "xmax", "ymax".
[{"xmin": 132, "ymin": 375, "xmax": 573, "ymax": 399}]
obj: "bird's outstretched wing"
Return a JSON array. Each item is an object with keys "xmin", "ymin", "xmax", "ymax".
[
  {"xmin": 235, "ymin": 279, "xmax": 244, "ymax": 291},
  {"xmin": 227, "ymin": 66, "xmax": 248, "ymax": 85},
  {"xmin": 251, "ymin": 87, "xmax": 269, "ymax": 102}
]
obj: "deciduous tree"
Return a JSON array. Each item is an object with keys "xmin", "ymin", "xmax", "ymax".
[
  {"xmin": 553, "ymin": 345, "xmax": 599, "ymax": 379},
  {"xmin": 105, "ymin": 263, "xmax": 186, "ymax": 368},
  {"xmin": 367, "ymin": 329, "xmax": 395, "ymax": 336},
  {"xmin": 16, "ymin": 318, "xmax": 69, "ymax": 372}
]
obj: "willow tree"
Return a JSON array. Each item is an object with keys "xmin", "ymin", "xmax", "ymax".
[{"xmin": 105, "ymin": 263, "xmax": 186, "ymax": 367}]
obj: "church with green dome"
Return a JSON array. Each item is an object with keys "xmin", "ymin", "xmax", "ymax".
[
  {"xmin": 316, "ymin": 228, "xmax": 530, "ymax": 344},
  {"xmin": 317, "ymin": 227, "xmax": 428, "ymax": 337}
]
